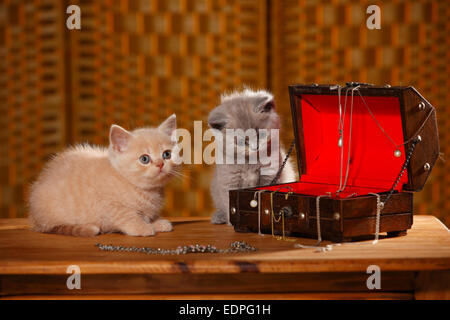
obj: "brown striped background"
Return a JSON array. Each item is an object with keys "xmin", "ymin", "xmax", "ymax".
[{"xmin": 0, "ymin": 0, "xmax": 448, "ymax": 226}]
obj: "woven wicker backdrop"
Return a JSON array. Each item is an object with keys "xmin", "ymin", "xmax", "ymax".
[{"xmin": 0, "ymin": 0, "xmax": 449, "ymax": 226}]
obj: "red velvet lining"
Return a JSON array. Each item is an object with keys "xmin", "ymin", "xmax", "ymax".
[
  {"xmin": 258, "ymin": 93, "xmax": 407, "ymax": 198},
  {"xmin": 256, "ymin": 181, "xmax": 386, "ymax": 198}
]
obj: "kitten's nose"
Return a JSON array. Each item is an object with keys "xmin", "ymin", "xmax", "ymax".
[{"xmin": 155, "ymin": 160, "xmax": 164, "ymax": 170}]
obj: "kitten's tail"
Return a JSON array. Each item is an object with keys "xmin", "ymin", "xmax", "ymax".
[{"xmin": 46, "ymin": 224, "xmax": 100, "ymax": 237}]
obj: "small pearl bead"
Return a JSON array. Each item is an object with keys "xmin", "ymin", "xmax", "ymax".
[
  {"xmin": 394, "ymin": 149, "xmax": 402, "ymax": 157},
  {"xmin": 250, "ymin": 200, "xmax": 258, "ymax": 208}
]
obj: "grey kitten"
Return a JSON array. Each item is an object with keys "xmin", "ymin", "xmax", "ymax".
[{"xmin": 208, "ymin": 89, "xmax": 296, "ymax": 225}]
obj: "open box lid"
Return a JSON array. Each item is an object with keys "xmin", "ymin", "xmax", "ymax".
[{"xmin": 288, "ymin": 84, "xmax": 439, "ymax": 192}]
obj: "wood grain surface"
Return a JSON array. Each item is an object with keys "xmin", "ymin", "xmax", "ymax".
[
  {"xmin": 0, "ymin": 215, "xmax": 449, "ymax": 299},
  {"xmin": 0, "ymin": 215, "xmax": 449, "ymax": 275},
  {"xmin": 1, "ymin": 292, "xmax": 414, "ymax": 300}
]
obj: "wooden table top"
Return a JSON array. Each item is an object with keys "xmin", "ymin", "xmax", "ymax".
[{"xmin": 0, "ymin": 215, "xmax": 449, "ymax": 275}]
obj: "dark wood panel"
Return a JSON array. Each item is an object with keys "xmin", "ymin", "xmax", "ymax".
[
  {"xmin": 0, "ymin": 292, "xmax": 415, "ymax": 300},
  {"xmin": 342, "ymin": 212, "xmax": 413, "ymax": 238},
  {"xmin": 231, "ymin": 187, "xmax": 413, "ymax": 241},
  {"xmin": 0, "ymin": 271, "xmax": 415, "ymax": 296},
  {"xmin": 402, "ymin": 87, "xmax": 440, "ymax": 191}
]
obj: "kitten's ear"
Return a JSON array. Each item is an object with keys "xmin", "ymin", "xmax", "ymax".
[
  {"xmin": 255, "ymin": 96, "xmax": 275, "ymax": 113},
  {"xmin": 158, "ymin": 114, "xmax": 177, "ymax": 137},
  {"xmin": 208, "ymin": 108, "xmax": 227, "ymax": 131},
  {"xmin": 110, "ymin": 124, "xmax": 132, "ymax": 152}
]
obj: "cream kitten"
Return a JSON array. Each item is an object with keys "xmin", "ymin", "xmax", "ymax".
[{"xmin": 28, "ymin": 115, "xmax": 178, "ymax": 237}]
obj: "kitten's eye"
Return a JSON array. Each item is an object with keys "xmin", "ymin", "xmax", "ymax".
[
  {"xmin": 139, "ymin": 154, "xmax": 151, "ymax": 164},
  {"xmin": 162, "ymin": 150, "xmax": 171, "ymax": 160},
  {"xmin": 261, "ymin": 101, "xmax": 274, "ymax": 113},
  {"xmin": 210, "ymin": 122, "xmax": 225, "ymax": 131}
]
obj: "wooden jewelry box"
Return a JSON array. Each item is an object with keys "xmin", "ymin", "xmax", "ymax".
[{"xmin": 229, "ymin": 84, "xmax": 439, "ymax": 242}]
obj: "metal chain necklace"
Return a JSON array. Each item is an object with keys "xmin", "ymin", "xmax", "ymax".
[
  {"xmin": 333, "ymin": 85, "xmax": 433, "ymax": 195},
  {"xmin": 267, "ymin": 85, "xmax": 422, "ymax": 252},
  {"xmin": 295, "ymin": 140, "xmax": 419, "ymax": 252},
  {"xmin": 355, "ymin": 89, "xmax": 435, "ymax": 158},
  {"xmin": 336, "ymin": 85, "xmax": 359, "ymax": 194},
  {"xmin": 381, "ymin": 137, "xmax": 419, "ymax": 205},
  {"xmin": 270, "ymin": 139, "xmax": 296, "ymax": 185},
  {"xmin": 95, "ymin": 241, "xmax": 257, "ymax": 255}
]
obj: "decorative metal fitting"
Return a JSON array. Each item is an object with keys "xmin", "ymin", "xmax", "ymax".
[
  {"xmin": 423, "ymin": 163, "xmax": 431, "ymax": 171},
  {"xmin": 418, "ymin": 101, "xmax": 426, "ymax": 110},
  {"xmin": 231, "ymin": 207, "xmax": 236, "ymax": 214},
  {"xmin": 264, "ymin": 209, "xmax": 270, "ymax": 215},
  {"xmin": 333, "ymin": 212, "xmax": 340, "ymax": 221},
  {"xmin": 384, "ymin": 84, "xmax": 391, "ymax": 88},
  {"xmin": 299, "ymin": 213, "xmax": 306, "ymax": 220}
]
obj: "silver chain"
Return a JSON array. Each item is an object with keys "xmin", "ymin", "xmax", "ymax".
[
  {"xmin": 355, "ymin": 90, "xmax": 435, "ymax": 149},
  {"xmin": 295, "ymin": 193, "xmax": 333, "ymax": 252},
  {"xmin": 336, "ymin": 86, "xmax": 359, "ymax": 194},
  {"xmin": 369, "ymin": 192, "xmax": 382, "ymax": 244},
  {"xmin": 270, "ymin": 139, "xmax": 296, "ymax": 185},
  {"xmin": 95, "ymin": 241, "xmax": 257, "ymax": 255}
]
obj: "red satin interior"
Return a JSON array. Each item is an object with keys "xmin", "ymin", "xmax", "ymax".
[
  {"xmin": 256, "ymin": 181, "xmax": 387, "ymax": 198},
  {"xmin": 257, "ymin": 93, "xmax": 407, "ymax": 198}
]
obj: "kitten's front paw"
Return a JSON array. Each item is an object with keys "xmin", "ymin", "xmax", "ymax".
[
  {"xmin": 153, "ymin": 219, "xmax": 173, "ymax": 232},
  {"xmin": 123, "ymin": 224, "xmax": 156, "ymax": 237},
  {"xmin": 211, "ymin": 211, "xmax": 228, "ymax": 224}
]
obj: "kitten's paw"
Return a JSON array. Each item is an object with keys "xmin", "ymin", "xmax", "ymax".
[
  {"xmin": 211, "ymin": 211, "xmax": 228, "ymax": 225},
  {"xmin": 153, "ymin": 219, "xmax": 173, "ymax": 232},
  {"xmin": 123, "ymin": 224, "xmax": 156, "ymax": 237},
  {"xmin": 48, "ymin": 224, "xmax": 100, "ymax": 237},
  {"xmin": 81, "ymin": 224, "xmax": 101, "ymax": 237}
]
